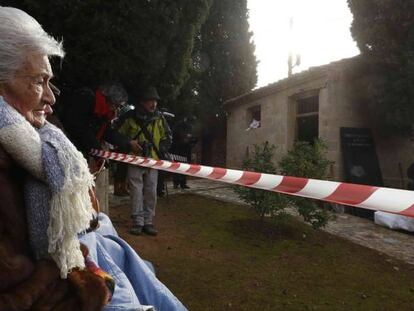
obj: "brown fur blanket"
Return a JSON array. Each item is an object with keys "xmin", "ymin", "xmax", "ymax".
[{"xmin": 0, "ymin": 146, "xmax": 108, "ymax": 311}]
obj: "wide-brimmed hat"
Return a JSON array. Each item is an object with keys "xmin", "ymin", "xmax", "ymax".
[{"xmin": 140, "ymin": 87, "xmax": 160, "ymax": 102}]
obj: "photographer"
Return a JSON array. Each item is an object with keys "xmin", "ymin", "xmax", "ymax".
[
  {"xmin": 119, "ymin": 87, "xmax": 172, "ymax": 236},
  {"xmin": 171, "ymin": 116, "xmax": 198, "ymax": 189}
]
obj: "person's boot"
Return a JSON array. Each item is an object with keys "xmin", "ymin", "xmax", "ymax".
[
  {"xmin": 130, "ymin": 224, "xmax": 143, "ymax": 235},
  {"xmin": 143, "ymin": 224, "xmax": 158, "ymax": 236}
]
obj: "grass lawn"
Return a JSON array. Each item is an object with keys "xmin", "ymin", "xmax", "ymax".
[{"xmin": 110, "ymin": 194, "xmax": 414, "ymax": 311}]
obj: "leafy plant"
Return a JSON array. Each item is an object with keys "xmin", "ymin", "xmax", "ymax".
[
  {"xmin": 234, "ymin": 140, "xmax": 334, "ymax": 229},
  {"xmin": 233, "ymin": 142, "xmax": 288, "ymax": 223},
  {"xmin": 279, "ymin": 139, "xmax": 334, "ymax": 228},
  {"xmin": 279, "ymin": 140, "xmax": 332, "ymax": 180}
]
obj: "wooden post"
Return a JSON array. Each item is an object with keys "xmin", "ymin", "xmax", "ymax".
[{"xmin": 95, "ymin": 169, "xmax": 109, "ymax": 215}]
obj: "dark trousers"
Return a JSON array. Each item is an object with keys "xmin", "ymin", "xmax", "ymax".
[
  {"xmin": 173, "ymin": 173, "xmax": 187, "ymax": 188},
  {"xmin": 157, "ymin": 171, "xmax": 166, "ymax": 195}
]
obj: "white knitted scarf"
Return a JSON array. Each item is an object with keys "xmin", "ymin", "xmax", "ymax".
[{"xmin": 0, "ymin": 97, "xmax": 95, "ymax": 278}]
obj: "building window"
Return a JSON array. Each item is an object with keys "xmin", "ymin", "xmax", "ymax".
[
  {"xmin": 246, "ymin": 105, "xmax": 261, "ymax": 130},
  {"xmin": 296, "ymin": 95, "xmax": 319, "ymax": 143}
]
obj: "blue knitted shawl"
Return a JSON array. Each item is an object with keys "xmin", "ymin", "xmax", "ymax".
[{"xmin": 0, "ymin": 96, "xmax": 95, "ymax": 278}]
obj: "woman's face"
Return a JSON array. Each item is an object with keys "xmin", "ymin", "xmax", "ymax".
[{"xmin": 0, "ymin": 53, "xmax": 55, "ymax": 128}]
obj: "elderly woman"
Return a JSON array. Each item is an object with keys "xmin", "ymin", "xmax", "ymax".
[{"xmin": 0, "ymin": 6, "xmax": 187, "ymax": 311}]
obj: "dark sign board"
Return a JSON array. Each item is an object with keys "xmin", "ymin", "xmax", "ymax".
[{"xmin": 340, "ymin": 127, "xmax": 383, "ymax": 219}]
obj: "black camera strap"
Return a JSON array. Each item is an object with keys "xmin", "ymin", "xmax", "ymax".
[{"xmin": 135, "ymin": 119, "xmax": 162, "ymax": 159}]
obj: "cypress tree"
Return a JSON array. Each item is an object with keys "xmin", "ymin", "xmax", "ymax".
[
  {"xmin": 7, "ymin": 0, "xmax": 212, "ymax": 101},
  {"xmin": 195, "ymin": 0, "xmax": 257, "ymax": 164},
  {"xmin": 170, "ymin": 0, "xmax": 257, "ymax": 164},
  {"xmin": 348, "ymin": 0, "xmax": 414, "ymax": 135},
  {"xmin": 197, "ymin": 0, "xmax": 257, "ymax": 117}
]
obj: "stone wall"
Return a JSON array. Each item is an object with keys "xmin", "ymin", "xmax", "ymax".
[{"xmin": 225, "ymin": 59, "xmax": 414, "ymax": 188}]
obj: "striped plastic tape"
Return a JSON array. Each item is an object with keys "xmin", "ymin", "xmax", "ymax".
[{"xmin": 91, "ymin": 149, "xmax": 414, "ymax": 218}]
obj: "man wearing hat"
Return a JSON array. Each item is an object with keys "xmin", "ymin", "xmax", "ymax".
[{"xmin": 119, "ymin": 86, "xmax": 172, "ymax": 235}]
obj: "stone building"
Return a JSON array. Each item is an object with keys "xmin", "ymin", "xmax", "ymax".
[{"xmin": 224, "ymin": 56, "xmax": 414, "ymax": 189}]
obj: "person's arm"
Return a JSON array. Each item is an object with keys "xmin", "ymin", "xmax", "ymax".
[
  {"xmin": 102, "ymin": 127, "xmax": 132, "ymax": 152},
  {"xmin": 117, "ymin": 118, "xmax": 142, "ymax": 154}
]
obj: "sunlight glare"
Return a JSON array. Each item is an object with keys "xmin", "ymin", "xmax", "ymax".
[{"xmin": 248, "ymin": 0, "xmax": 360, "ymax": 87}]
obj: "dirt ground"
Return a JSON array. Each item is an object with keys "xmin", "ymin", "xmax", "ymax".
[{"xmin": 110, "ymin": 194, "xmax": 414, "ymax": 311}]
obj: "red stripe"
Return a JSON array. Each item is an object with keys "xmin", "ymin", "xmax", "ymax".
[
  {"xmin": 208, "ymin": 167, "xmax": 227, "ymax": 179},
  {"xmin": 127, "ymin": 155, "xmax": 137, "ymax": 162},
  {"xmin": 187, "ymin": 164, "xmax": 201, "ymax": 175},
  {"xmin": 325, "ymin": 183, "xmax": 378, "ymax": 205},
  {"xmin": 121, "ymin": 154, "xmax": 127, "ymax": 161},
  {"xmin": 169, "ymin": 162, "xmax": 181, "ymax": 170},
  {"xmin": 236, "ymin": 171, "xmax": 262, "ymax": 185},
  {"xmin": 274, "ymin": 176, "xmax": 308, "ymax": 193},
  {"xmin": 113, "ymin": 153, "xmax": 119, "ymax": 160},
  {"xmin": 398, "ymin": 204, "xmax": 414, "ymax": 217},
  {"xmin": 141, "ymin": 158, "xmax": 150, "ymax": 165},
  {"xmin": 154, "ymin": 160, "xmax": 164, "ymax": 166}
]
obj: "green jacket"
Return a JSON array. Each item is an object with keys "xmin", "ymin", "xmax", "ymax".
[{"xmin": 119, "ymin": 111, "xmax": 172, "ymax": 160}]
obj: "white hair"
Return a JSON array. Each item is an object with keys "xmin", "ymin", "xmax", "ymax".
[{"xmin": 0, "ymin": 6, "xmax": 64, "ymax": 83}]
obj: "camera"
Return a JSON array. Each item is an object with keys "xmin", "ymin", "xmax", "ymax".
[{"xmin": 141, "ymin": 141, "xmax": 153, "ymax": 157}]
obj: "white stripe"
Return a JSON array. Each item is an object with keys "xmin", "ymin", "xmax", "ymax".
[
  {"xmin": 159, "ymin": 161, "xmax": 174, "ymax": 169},
  {"xmin": 193, "ymin": 165, "xmax": 214, "ymax": 178},
  {"xmin": 131, "ymin": 158, "xmax": 145, "ymax": 165},
  {"xmin": 358, "ymin": 188, "xmax": 414, "ymax": 213},
  {"xmin": 124, "ymin": 155, "xmax": 135, "ymax": 162},
  {"xmin": 144, "ymin": 159, "xmax": 158, "ymax": 167},
  {"xmin": 220, "ymin": 169, "xmax": 244, "ymax": 183},
  {"xmin": 296, "ymin": 179, "xmax": 341, "ymax": 200},
  {"xmin": 252, "ymin": 173, "xmax": 283, "ymax": 190},
  {"xmin": 127, "ymin": 156, "xmax": 138, "ymax": 162},
  {"xmin": 175, "ymin": 163, "xmax": 191, "ymax": 173}
]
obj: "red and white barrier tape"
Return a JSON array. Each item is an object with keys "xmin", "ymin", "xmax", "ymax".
[{"xmin": 91, "ymin": 149, "xmax": 414, "ymax": 218}]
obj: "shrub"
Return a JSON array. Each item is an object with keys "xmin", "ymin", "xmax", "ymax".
[
  {"xmin": 233, "ymin": 142, "xmax": 289, "ymax": 223},
  {"xmin": 234, "ymin": 140, "xmax": 334, "ymax": 229},
  {"xmin": 279, "ymin": 140, "xmax": 332, "ymax": 179},
  {"xmin": 279, "ymin": 139, "xmax": 334, "ymax": 228}
]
